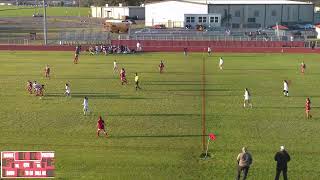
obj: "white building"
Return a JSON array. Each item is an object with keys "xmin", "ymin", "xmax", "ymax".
[
  {"xmin": 316, "ymin": 25, "xmax": 320, "ymax": 39},
  {"xmin": 91, "ymin": 4, "xmax": 145, "ymax": 20},
  {"xmin": 145, "ymin": 0, "xmax": 314, "ymax": 28}
]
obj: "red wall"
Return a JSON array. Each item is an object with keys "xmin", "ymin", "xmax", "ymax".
[{"xmin": 0, "ymin": 43, "xmax": 319, "ymax": 53}]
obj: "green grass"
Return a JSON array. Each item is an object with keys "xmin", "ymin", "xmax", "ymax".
[
  {"xmin": 0, "ymin": 51, "xmax": 320, "ymax": 179},
  {"xmin": 0, "ymin": 6, "xmax": 90, "ymax": 17}
]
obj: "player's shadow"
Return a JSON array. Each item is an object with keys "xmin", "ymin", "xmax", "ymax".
[
  {"xmin": 226, "ymin": 68, "xmax": 292, "ymax": 71},
  {"xmin": 254, "ymin": 106, "xmax": 302, "ymax": 109},
  {"xmin": 108, "ymin": 113, "xmax": 199, "ymax": 117},
  {"xmin": 55, "ymin": 77, "xmax": 116, "ymax": 80},
  {"xmin": 45, "ymin": 93, "xmax": 158, "ymax": 99},
  {"xmin": 110, "ymin": 134, "xmax": 204, "ymax": 139},
  {"xmin": 172, "ymin": 88, "xmax": 231, "ymax": 92},
  {"xmin": 146, "ymin": 83, "xmax": 203, "ymax": 86},
  {"xmin": 148, "ymin": 80, "xmax": 200, "ymax": 83}
]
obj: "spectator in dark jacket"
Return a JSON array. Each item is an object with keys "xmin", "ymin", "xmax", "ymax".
[
  {"xmin": 236, "ymin": 147, "xmax": 253, "ymax": 180},
  {"xmin": 274, "ymin": 145, "xmax": 291, "ymax": 180}
]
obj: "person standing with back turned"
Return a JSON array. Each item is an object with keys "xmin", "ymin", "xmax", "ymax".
[
  {"xmin": 236, "ymin": 147, "xmax": 253, "ymax": 180},
  {"xmin": 274, "ymin": 145, "xmax": 291, "ymax": 180}
]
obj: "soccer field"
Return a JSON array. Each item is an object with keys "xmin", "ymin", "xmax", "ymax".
[
  {"xmin": 0, "ymin": 6, "xmax": 90, "ymax": 17},
  {"xmin": 0, "ymin": 51, "xmax": 319, "ymax": 179}
]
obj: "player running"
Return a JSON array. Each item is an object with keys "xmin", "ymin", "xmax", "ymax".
[
  {"xmin": 283, "ymin": 80, "xmax": 289, "ymax": 97},
  {"xmin": 243, "ymin": 88, "xmax": 253, "ymax": 108},
  {"xmin": 135, "ymin": 73, "xmax": 141, "ymax": 90},
  {"xmin": 305, "ymin": 98, "xmax": 312, "ymax": 119},
  {"xmin": 219, "ymin": 57, "xmax": 224, "ymax": 70},
  {"xmin": 96, "ymin": 116, "xmax": 108, "ymax": 137},
  {"xmin": 207, "ymin": 46, "xmax": 212, "ymax": 56},
  {"xmin": 183, "ymin": 47, "xmax": 188, "ymax": 56},
  {"xmin": 83, "ymin": 97, "xmax": 89, "ymax": 115},
  {"xmin": 113, "ymin": 60, "xmax": 118, "ymax": 72},
  {"xmin": 120, "ymin": 68, "xmax": 128, "ymax": 85},
  {"xmin": 300, "ymin": 61, "xmax": 306, "ymax": 74},
  {"xmin": 44, "ymin": 64, "xmax": 50, "ymax": 79},
  {"xmin": 26, "ymin": 80, "xmax": 33, "ymax": 94},
  {"xmin": 32, "ymin": 81, "xmax": 38, "ymax": 94},
  {"xmin": 65, "ymin": 83, "xmax": 71, "ymax": 97},
  {"xmin": 159, "ymin": 60, "xmax": 165, "ymax": 73},
  {"xmin": 74, "ymin": 45, "xmax": 81, "ymax": 64},
  {"xmin": 35, "ymin": 84, "xmax": 44, "ymax": 97}
]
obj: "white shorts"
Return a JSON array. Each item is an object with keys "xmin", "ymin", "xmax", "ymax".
[
  {"xmin": 83, "ymin": 106, "xmax": 88, "ymax": 111},
  {"xmin": 66, "ymin": 90, "xmax": 70, "ymax": 94}
]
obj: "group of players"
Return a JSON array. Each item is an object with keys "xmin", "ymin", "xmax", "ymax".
[
  {"xmin": 25, "ymin": 65, "xmax": 50, "ymax": 97},
  {"xmin": 25, "ymin": 46, "xmax": 312, "ymax": 138},
  {"xmin": 25, "ymin": 46, "xmax": 167, "ymax": 138},
  {"xmin": 237, "ymin": 58, "xmax": 311, "ymax": 119}
]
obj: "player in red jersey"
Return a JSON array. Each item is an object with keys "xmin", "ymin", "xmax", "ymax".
[
  {"xmin": 305, "ymin": 98, "xmax": 312, "ymax": 119},
  {"xmin": 159, "ymin": 60, "xmax": 165, "ymax": 73},
  {"xmin": 96, "ymin": 116, "xmax": 108, "ymax": 137},
  {"xmin": 26, "ymin": 80, "xmax": 33, "ymax": 94},
  {"xmin": 74, "ymin": 45, "xmax": 81, "ymax": 64},
  {"xmin": 300, "ymin": 61, "xmax": 306, "ymax": 74},
  {"xmin": 44, "ymin": 64, "xmax": 50, "ymax": 79},
  {"xmin": 120, "ymin": 68, "xmax": 128, "ymax": 85}
]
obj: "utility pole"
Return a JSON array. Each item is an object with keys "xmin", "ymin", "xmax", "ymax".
[
  {"xmin": 78, "ymin": 0, "xmax": 81, "ymax": 17},
  {"xmin": 43, "ymin": 0, "xmax": 48, "ymax": 45}
]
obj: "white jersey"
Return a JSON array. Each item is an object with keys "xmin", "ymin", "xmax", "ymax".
[
  {"xmin": 219, "ymin": 58, "xmax": 224, "ymax": 65},
  {"xmin": 208, "ymin": 47, "xmax": 211, "ymax": 52},
  {"xmin": 283, "ymin": 82, "xmax": 288, "ymax": 91},
  {"xmin": 244, "ymin": 90, "xmax": 250, "ymax": 100},
  {"xmin": 32, "ymin": 82, "xmax": 37, "ymax": 89},
  {"xmin": 114, "ymin": 61, "xmax": 117, "ymax": 68},
  {"xmin": 65, "ymin": 85, "xmax": 70, "ymax": 93},
  {"xmin": 83, "ymin": 99, "xmax": 88, "ymax": 108},
  {"xmin": 34, "ymin": 83, "xmax": 41, "ymax": 90}
]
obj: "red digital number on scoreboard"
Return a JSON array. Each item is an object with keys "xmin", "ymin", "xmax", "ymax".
[{"xmin": 1, "ymin": 151, "xmax": 54, "ymax": 178}]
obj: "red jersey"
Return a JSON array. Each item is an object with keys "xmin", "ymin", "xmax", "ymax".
[
  {"xmin": 97, "ymin": 119, "xmax": 105, "ymax": 129},
  {"xmin": 305, "ymin": 101, "xmax": 311, "ymax": 111},
  {"xmin": 120, "ymin": 70, "xmax": 126, "ymax": 78}
]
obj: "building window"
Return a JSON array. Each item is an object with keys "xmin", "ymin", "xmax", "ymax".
[
  {"xmin": 210, "ymin": 17, "xmax": 214, "ymax": 23},
  {"xmin": 272, "ymin": 10, "xmax": 277, "ymax": 16},
  {"xmin": 203, "ymin": 17, "xmax": 207, "ymax": 23},
  {"xmin": 232, "ymin": 23, "xmax": 240, "ymax": 28},
  {"xmin": 198, "ymin": 17, "xmax": 202, "ymax": 23},
  {"xmin": 254, "ymin": 10, "xmax": 259, "ymax": 17},
  {"xmin": 190, "ymin": 17, "xmax": 195, "ymax": 23},
  {"xmin": 235, "ymin": 10, "xmax": 240, "ymax": 17},
  {"xmin": 186, "ymin": 17, "xmax": 191, "ymax": 23},
  {"xmin": 214, "ymin": 17, "xmax": 219, "ymax": 23},
  {"xmin": 248, "ymin": 18, "xmax": 256, "ymax": 23}
]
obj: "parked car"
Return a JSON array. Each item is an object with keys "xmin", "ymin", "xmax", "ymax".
[
  {"xmin": 32, "ymin": 13, "xmax": 43, "ymax": 17},
  {"xmin": 153, "ymin": 24, "xmax": 166, "ymax": 29},
  {"xmin": 122, "ymin": 19, "xmax": 136, "ymax": 24}
]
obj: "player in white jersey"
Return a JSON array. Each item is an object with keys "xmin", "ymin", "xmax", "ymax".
[
  {"xmin": 219, "ymin": 57, "xmax": 224, "ymax": 70},
  {"xmin": 83, "ymin": 97, "xmax": 89, "ymax": 115},
  {"xmin": 113, "ymin": 60, "xmax": 118, "ymax": 72},
  {"xmin": 283, "ymin": 80, "xmax": 289, "ymax": 97},
  {"xmin": 65, "ymin": 83, "xmax": 71, "ymax": 97},
  {"xmin": 243, "ymin": 88, "xmax": 252, "ymax": 108},
  {"xmin": 207, "ymin": 47, "xmax": 212, "ymax": 56}
]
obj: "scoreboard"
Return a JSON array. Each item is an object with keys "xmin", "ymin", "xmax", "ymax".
[{"xmin": 1, "ymin": 151, "xmax": 55, "ymax": 178}]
